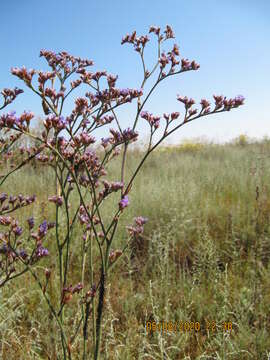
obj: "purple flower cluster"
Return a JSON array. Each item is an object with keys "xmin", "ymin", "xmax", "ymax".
[
  {"xmin": 11, "ymin": 66, "xmax": 36, "ymax": 86},
  {"xmin": 121, "ymin": 25, "xmax": 199, "ymax": 79},
  {"xmin": 127, "ymin": 216, "xmax": 148, "ymax": 237},
  {"xmin": 71, "ymin": 132, "xmax": 96, "ymax": 147},
  {"xmin": 163, "ymin": 112, "xmax": 180, "ymax": 122},
  {"xmin": 43, "ymin": 114, "xmax": 68, "ymax": 132},
  {"xmin": 0, "ymin": 214, "xmax": 55, "ymax": 281},
  {"xmin": 0, "ymin": 87, "xmax": 23, "ymax": 109},
  {"xmin": 74, "ymin": 97, "xmax": 89, "ymax": 115},
  {"xmin": 27, "ymin": 217, "xmax": 35, "ymax": 230},
  {"xmin": 121, "ymin": 25, "xmax": 175, "ymax": 51},
  {"xmin": 0, "ymin": 243, "xmax": 28, "ymax": 260},
  {"xmin": 0, "ymin": 193, "xmax": 8, "ymax": 204},
  {"xmin": 149, "ymin": 25, "xmax": 161, "ymax": 36},
  {"xmin": 78, "ymin": 205, "xmax": 100, "ymax": 227},
  {"xmin": 30, "ymin": 220, "xmax": 55, "ymax": 242},
  {"xmin": 43, "ymin": 87, "xmax": 64, "ymax": 104},
  {"xmin": 109, "ymin": 249, "xmax": 122, "ymax": 263},
  {"xmin": 38, "ymin": 220, "xmax": 48, "ymax": 237},
  {"xmin": 121, "ymin": 30, "xmax": 139, "ymax": 45},
  {"xmin": 37, "ymin": 71, "xmax": 56, "ymax": 91},
  {"xmin": 177, "ymin": 94, "xmax": 245, "ymax": 119},
  {"xmin": 48, "ymin": 195, "xmax": 63, "ymax": 206},
  {"xmin": 181, "ymin": 59, "xmax": 200, "ymax": 71},
  {"xmin": 122, "ymin": 128, "xmax": 139, "ymax": 143},
  {"xmin": 124, "ymin": 32, "xmax": 150, "ymax": 52},
  {"xmin": 70, "ymin": 79, "xmax": 82, "ymax": 89},
  {"xmin": 0, "ymin": 111, "xmax": 20, "ymax": 128},
  {"xmin": 72, "ymin": 282, "xmax": 84, "ymax": 294},
  {"xmin": 119, "ymin": 195, "xmax": 129, "ymax": 210},
  {"xmin": 0, "ymin": 111, "xmax": 34, "ymax": 130},
  {"xmin": 159, "ymin": 55, "xmax": 199, "ymax": 78},
  {"xmin": 91, "ymin": 71, "xmax": 108, "ymax": 82},
  {"xmin": 159, "ymin": 52, "xmax": 171, "ymax": 69},
  {"xmin": 92, "ymin": 114, "xmax": 114, "ymax": 126},
  {"xmin": 98, "ymin": 180, "xmax": 124, "ymax": 200},
  {"xmin": 99, "ymin": 138, "xmax": 109, "ymax": 150},
  {"xmin": 200, "ymin": 99, "xmax": 211, "ymax": 114},
  {"xmin": 177, "ymin": 96, "xmax": 196, "ymax": 109},
  {"xmin": 0, "ymin": 243, "xmax": 8, "ymax": 254},
  {"xmin": 0, "ymin": 216, "xmax": 23, "ymax": 237},
  {"xmin": 159, "ymin": 43, "xmax": 184, "ymax": 74},
  {"xmin": 36, "ymin": 246, "xmax": 49, "ymax": 258},
  {"xmin": 164, "ymin": 25, "xmax": 175, "ymax": 39},
  {"xmin": 107, "ymin": 74, "xmax": 118, "ymax": 88},
  {"xmin": 214, "ymin": 94, "xmax": 245, "ymax": 110},
  {"xmin": 0, "ymin": 193, "xmax": 36, "ymax": 214},
  {"xmin": 88, "ymin": 87, "xmax": 143, "ymax": 107},
  {"xmin": 39, "ymin": 49, "xmax": 93, "ymax": 73},
  {"xmin": 62, "ymin": 282, "xmax": 84, "ymax": 303},
  {"xmin": 35, "ymin": 154, "xmax": 50, "ymax": 163},
  {"xmin": 13, "ymin": 226, "xmax": 23, "ymax": 237},
  {"xmin": 102, "ymin": 128, "xmax": 138, "ymax": 147},
  {"xmin": 76, "ymin": 69, "xmax": 107, "ymax": 85},
  {"xmin": 140, "ymin": 111, "xmax": 161, "ymax": 129},
  {"xmin": 78, "ymin": 174, "xmax": 89, "ymax": 187},
  {"xmin": 19, "ymin": 249, "xmax": 28, "ymax": 260},
  {"xmin": 0, "ymin": 216, "xmax": 12, "ymax": 226},
  {"xmin": 80, "ymin": 149, "xmax": 105, "ymax": 181}
]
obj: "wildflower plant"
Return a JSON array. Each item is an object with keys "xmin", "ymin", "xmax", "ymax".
[{"xmin": 0, "ymin": 25, "xmax": 244, "ymax": 359}]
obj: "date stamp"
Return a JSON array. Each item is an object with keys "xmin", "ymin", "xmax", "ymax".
[{"xmin": 145, "ymin": 320, "xmax": 233, "ymax": 333}]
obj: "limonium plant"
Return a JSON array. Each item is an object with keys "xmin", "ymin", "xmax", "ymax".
[{"xmin": 0, "ymin": 25, "xmax": 244, "ymax": 359}]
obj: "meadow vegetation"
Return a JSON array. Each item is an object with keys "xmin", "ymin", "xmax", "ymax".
[{"xmin": 1, "ymin": 138, "xmax": 270, "ymax": 359}]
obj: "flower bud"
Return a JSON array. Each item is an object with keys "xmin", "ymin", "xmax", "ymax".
[{"xmin": 45, "ymin": 268, "xmax": 51, "ymax": 279}]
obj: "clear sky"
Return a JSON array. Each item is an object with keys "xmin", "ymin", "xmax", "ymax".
[{"xmin": 1, "ymin": 0, "xmax": 269, "ymax": 143}]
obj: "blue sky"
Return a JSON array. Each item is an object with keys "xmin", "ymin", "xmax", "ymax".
[{"xmin": 1, "ymin": 0, "xmax": 269, "ymax": 143}]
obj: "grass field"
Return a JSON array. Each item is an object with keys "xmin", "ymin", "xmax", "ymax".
[{"xmin": 1, "ymin": 138, "xmax": 270, "ymax": 359}]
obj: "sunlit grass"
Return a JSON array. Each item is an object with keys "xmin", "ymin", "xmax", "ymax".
[{"xmin": 1, "ymin": 139, "xmax": 270, "ymax": 359}]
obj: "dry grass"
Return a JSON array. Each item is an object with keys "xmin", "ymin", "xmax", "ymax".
[{"xmin": 1, "ymin": 138, "xmax": 270, "ymax": 359}]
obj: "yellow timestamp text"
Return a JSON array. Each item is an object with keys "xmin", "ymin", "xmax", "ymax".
[{"xmin": 145, "ymin": 320, "xmax": 233, "ymax": 333}]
